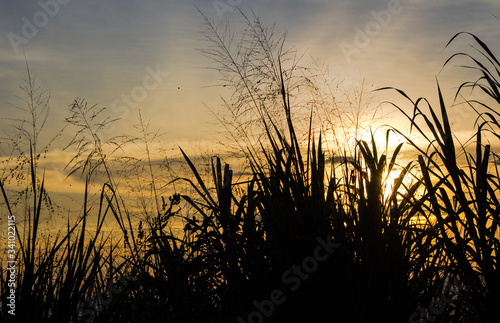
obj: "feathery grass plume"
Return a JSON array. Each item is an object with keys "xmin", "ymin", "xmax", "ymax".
[
  {"xmin": 63, "ymin": 99, "xmax": 148, "ymax": 266},
  {"xmin": 156, "ymin": 61, "xmax": 423, "ymax": 322},
  {"xmin": 197, "ymin": 9, "xmax": 377, "ymax": 180},
  {"xmin": 0, "ymin": 68, "xmax": 130, "ymax": 323},
  {"xmin": 3, "ymin": 12, "xmax": 500, "ymax": 323}
]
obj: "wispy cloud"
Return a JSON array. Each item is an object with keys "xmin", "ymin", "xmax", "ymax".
[{"xmin": 1, "ymin": 0, "xmax": 499, "ymax": 146}]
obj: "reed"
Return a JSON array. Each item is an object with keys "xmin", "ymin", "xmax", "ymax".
[{"xmin": 1, "ymin": 18, "xmax": 499, "ymax": 323}]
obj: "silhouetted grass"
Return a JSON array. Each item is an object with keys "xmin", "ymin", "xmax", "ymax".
[
  {"xmin": 0, "ymin": 71, "xmax": 133, "ymax": 323},
  {"xmin": 1, "ymin": 23, "xmax": 500, "ymax": 323}
]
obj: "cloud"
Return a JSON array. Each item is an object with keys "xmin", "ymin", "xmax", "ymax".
[{"xmin": 1, "ymin": 0, "xmax": 500, "ymax": 149}]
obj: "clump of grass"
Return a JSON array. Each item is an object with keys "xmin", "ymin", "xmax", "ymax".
[
  {"xmin": 2, "ymin": 14, "xmax": 500, "ymax": 323},
  {"xmin": 378, "ymin": 31, "xmax": 500, "ymax": 321},
  {"xmin": 0, "ymin": 65, "xmax": 146, "ymax": 323},
  {"xmin": 198, "ymin": 9, "xmax": 377, "ymax": 179},
  {"xmin": 0, "ymin": 68, "xmax": 130, "ymax": 323},
  {"xmin": 148, "ymin": 62, "xmax": 430, "ymax": 322}
]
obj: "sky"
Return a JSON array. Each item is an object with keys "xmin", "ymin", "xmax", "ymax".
[{"xmin": 1, "ymin": 0, "xmax": 500, "ymax": 211}]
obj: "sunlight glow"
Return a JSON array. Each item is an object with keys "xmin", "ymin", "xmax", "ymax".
[{"xmin": 382, "ymin": 168, "xmax": 404, "ymax": 201}]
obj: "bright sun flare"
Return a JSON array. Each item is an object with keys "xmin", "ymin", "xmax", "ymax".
[{"xmin": 383, "ymin": 168, "xmax": 404, "ymax": 200}]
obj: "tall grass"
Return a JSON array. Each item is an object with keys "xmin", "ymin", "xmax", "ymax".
[
  {"xmin": 1, "ymin": 18, "xmax": 500, "ymax": 323},
  {"xmin": 198, "ymin": 10, "xmax": 377, "ymax": 176},
  {"xmin": 0, "ymin": 68, "xmax": 124, "ymax": 323},
  {"xmin": 387, "ymin": 31, "xmax": 500, "ymax": 321},
  {"xmin": 140, "ymin": 63, "xmax": 431, "ymax": 322}
]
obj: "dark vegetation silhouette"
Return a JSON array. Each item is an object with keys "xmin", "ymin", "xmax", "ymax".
[{"xmin": 1, "ymin": 12, "xmax": 499, "ymax": 323}]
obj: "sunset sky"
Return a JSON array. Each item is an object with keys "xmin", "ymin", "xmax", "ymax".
[
  {"xmin": 1, "ymin": 0, "xmax": 500, "ymax": 201},
  {"xmin": 1, "ymin": 3, "xmax": 499, "ymax": 321}
]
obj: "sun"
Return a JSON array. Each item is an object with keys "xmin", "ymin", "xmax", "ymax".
[
  {"xmin": 362, "ymin": 129, "xmax": 411, "ymax": 201},
  {"xmin": 382, "ymin": 168, "xmax": 405, "ymax": 201}
]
